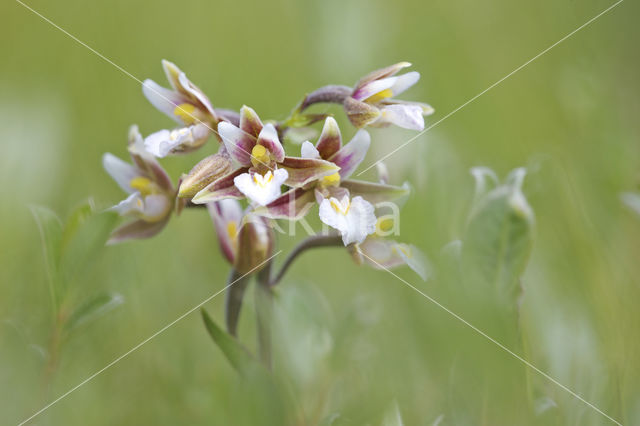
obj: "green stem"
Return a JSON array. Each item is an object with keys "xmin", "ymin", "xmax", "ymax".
[
  {"xmin": 269, "ymin": 235, "xmax": 343, "ymax": 287},
  {"xmin": 255, "ymin": 262, "xmax": 273, "ymax": 369}
]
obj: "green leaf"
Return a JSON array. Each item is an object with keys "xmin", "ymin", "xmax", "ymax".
[
  {"xmin": 462, "ymin": 168, "xmax": 534, "ymax": 307},
  {"xmin": 61, "ymin": 200, "xmax": 95, "ymax": 252},
  {"xmin": 60, "ymin": 210, "xmax": 118, "ymax": 284},
  {"xmin": 30, "ymin": 205, "xmax": 63, "ymax": 310},
  {"xmin": 201, "ymin": 308, "xmax": 259, "ymax": 376},
  {"xmin": 64, "ymin": 292, "xmax": 124, "ymax": 334},
  {"xmin": 382, "ymin": 402, "xmax": 404, "ymax": 426}
]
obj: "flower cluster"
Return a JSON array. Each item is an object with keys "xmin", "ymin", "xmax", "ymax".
[{"xmin": 103, "ymin": 60, "xmax": 432, "ymax": 280}]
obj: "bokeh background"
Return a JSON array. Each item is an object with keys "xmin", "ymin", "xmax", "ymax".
[{"xmin": 1, "ymin": 0, "xmax": 639, "ymax": 424}]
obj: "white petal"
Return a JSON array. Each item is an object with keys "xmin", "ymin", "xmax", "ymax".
[
  {"xmin": 234, "ymin": 169, "xmax": 288, "ymax": 206},
  {"xmin": 379, "ymin": 104, "xmax": 425, "ymax": 131},
  {"xmin": 354, "ymin": 76, "xmax": 398, "ymax": 101},
  {"xmin": 389, "ymin": 71, "xmax": 420, "ymax": 96},
  {"xmin": 319, "ymin": 195, "xmax": 376, "ymax": 245},
  {"xmin": 177, "ymin": 72, "xmax": 215, "ymax": 115},
  {"xmin": 395, "ymin": 243, "xmax": 430, "ymax": 281},
  {"xmin": 300, "ymin": 141, "xmax": 320, "ymax": 159},
  {"xmin": 110, "ymin": 192, "xmax": 144, "ymax": 216},
  {"xmin": 103, "ymin": 153, "xmax": 138, "ymax": 194},
  {"xmin": 345, "ymin": 196, "xmax": 376, "ymax": 245},
  {"xmin": 141, "ymin": 194, "xmax": 171, "ymax": 221},
  {"xmin": 143, "ymin": 129, "xmax": 174, "ymax": 158},
  {"xmin": 127, "ymin": 125, "xmax": 150, "ymax": 158},
  {"xmin": 219, "ymin": 121, "xmax": 252, "ymax": 166},
  {"xmin": 142, "ymin": 79, "xmax": 184, "ymax": 124},
  {"xmin": 144, "ymin": 125, "xmax": 209, "ymax": 158}
]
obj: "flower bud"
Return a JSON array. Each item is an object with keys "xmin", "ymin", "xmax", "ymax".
[
  {"xmin": 178, "ymin": 153, "xmax": 232, "ymax": 198},
  {"xmin": 233, "ymin": 215, "xmax": 274, "ymax": 274},
  {"xmin": 343, "ymin": 97, "xmax": 381, "ymax": 128}
]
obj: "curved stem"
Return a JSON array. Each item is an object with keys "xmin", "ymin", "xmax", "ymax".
[
  {"xmin": 298, "ymin": 85, "xmax": 352, "ymax": 112},
  {"xmin": 269, "ymin": 235, "xmax": 343, "ymax": 287},
  {"xmin": 224, "ymin": 268, "xmax": 250, "ymax": 337}
]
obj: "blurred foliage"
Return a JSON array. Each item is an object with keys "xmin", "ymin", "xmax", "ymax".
[{"xmin": 1, "ymin": 0, "xmax": 640, "ymax": 425}]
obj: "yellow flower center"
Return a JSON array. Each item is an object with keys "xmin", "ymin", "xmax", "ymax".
[
  {"xmin": 252, "ymin": 171, "xmax": 274, "ymax": 188},
  {"xmin": 376, "ymin": 217, "xmax": 395, "ymax": 234},
  {"xmin": 173, "ymin": 103, "xmax": 198, "ymax": 125},
  {"xmin": 330, "ymin": 197, "xmax": 351, "ymax": 215},
  {"xmin": 250, "ymin": 144, "xmax": 271, "ymax": 168},
  {"xmin": 226, "ymin": 221, "xmax": 238, "ymax": 241},
  {"xmin": 129, "ymin": 176, "xmax": 154, "ymax": 196},
  {"xmin": 321, "ymin": 172, "xmax": 341, "ymax": 187},
  {"xmin": 364, "ymin": 88, "xmax": 393, "ymax": 104}
]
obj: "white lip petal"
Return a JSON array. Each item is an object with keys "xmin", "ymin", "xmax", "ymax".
[
  {"xmin": 141, "ymin": 194, "xmax": 171, "ymax": 221},
  {"xmin": 144, "ymin": 125, "xmax": 208, "ymax": 158},
  {"xmin": 300, "ymin": 141, "xmax": 320, "ymax": 159},
  {"xmin": 110, "ymin": 192, "xmax": 170, "ymax": 222},
  {"xmin": 379, "ymin": 104, "xmax": 425, "ymax": 131},
  {"xmin": 144, "ymin": 129, "xmax": 176, "ymax": 158},
  {"xmin": 110, "ymin": 192, "xmax": 144, "ymax": 216},
  {"xmin": 103, "ymin": 153, "xmax": 139, "ymax": 194},
  {"xmin": 234, "ymin": 169, "xmax": 288, "ymax": 206},
  {"xmin": 319, "ymin": 195, "xmax": 376, "ymax": 245}
]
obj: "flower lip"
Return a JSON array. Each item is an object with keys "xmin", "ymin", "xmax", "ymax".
[
  {"xmin": 233, "ymin": 168, "xmax": 289, "ymax": 206},
  {"xmin": 319, "ymin": 195, "xmax": 376, "ymax": 246}
]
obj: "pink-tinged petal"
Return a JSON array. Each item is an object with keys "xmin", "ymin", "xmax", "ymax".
[
  {"xmin": 177, "ymin": 72, "xmax": 217, "ymax": 119},
  {"xmin": 315, "ymin": 116, "xmax": 342, "ymax": 159},
  {"xmin": 343, "ymin": 97, "xmax": 381, "ymax": 128},
  {"xmin": 257, "ymin": 123, "xmax": 284, "ymax": 162},
  {"xmin": 142, "ymin": 79, "xmax": 185, "ymax": 124},
  {"xmin": 107, "ymin": 217, "xmax": 170, "ymax": 245},
  {"xmin": 161, "ymin": 59, "xmax": 182, "ymax": 91},
  {"xmin": 354, "ymin": 62, "xmax": 412, "ymax": 91},
  {"xmin": 208, "ymin": 199, "xmax": 243, "ymax": 263},
  {"xmin": 239, "ymin": 105, "xmax": 264, "ymax": 138},
  {"xmin": 355, "ymin": 238, "xmax": 429, "ymax": 280},
  {"xmin": 389, "ymin": 71, "xmax": 420, "ymax": 97},
  {"xmin": 256, "ymin": 187, "xmax": 315, "ymax": 220},
  {"xmin": 340, "ymin": 179, "xmax": 410, "ymax": 205},
  {"xmin": 192, "ymin": 168, "xmax": 248, "ymax": 204},
  {"xmin": 353, "ymin": 76, "xmax": 398, "ymax": 102},
  {"xmin": 378, "ymin": 104, "xmax": 425, "ymax": 131},
  {"xmin": 103, "ymin": 153, "xmax": 139, "ymax": 194},
  {"xmin": 329, "ymin": 129, "xmax": 370, "ymax": 179},
  {"xmin": 356, "ymin": 238, "xmax": 405, "ymax": 269},
  {"xmin": 218, "ymin": 121, "xmax": 254, "ymax": 167},
  {"xmin": 280, "ymin": 156, "xmax": 340, "ymax": 187},
  {"xmin": 216, "ymin": 108, "xmax": 241, "ymax": 126}
]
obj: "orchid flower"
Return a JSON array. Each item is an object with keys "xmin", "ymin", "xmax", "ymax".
[
  {"xmin": 142, "ymin": 60, "xmax": 220, "ymax": 157},
  {"xmin": 344, "ymin": 62, "xmax": 434, "ymax": 131},
  {"xmin": 190, "ymin": 106, "xmax": 339, "ymax": 206},
  {"xmin": 103, "ymin": 125, "xmax": 176, "ymax": 243},
  {"xmin": 348, "ymin": 164, "xmax": 429, "ymax": 280},
  {"xmin": 257, "ymin": 118, "xmax": 410, "ymax": 244},
  {"xmin": 208, "ymin": 199, "xmax": 274, "ymax": 273}
]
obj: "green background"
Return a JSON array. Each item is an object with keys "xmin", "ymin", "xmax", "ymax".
[{"xmin": 1, "ymin": 0, "xmax": 639, "ymax": 424}]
